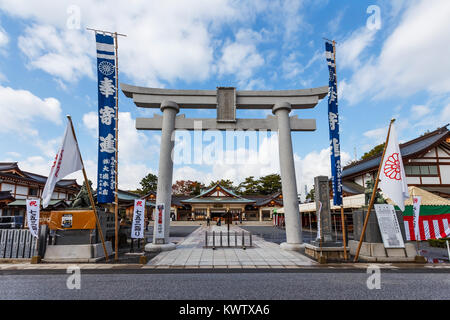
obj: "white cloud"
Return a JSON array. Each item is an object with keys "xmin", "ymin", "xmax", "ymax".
[
  {"xmin": 363, "ymin": 126, "xmax": 388, "ymax": 144},
  {"xmin": 18, "ymin": 24, "xmax": 94, "ymax": 83},
  {"xmin": 82, "ymin": 111, "xmax": 160, "ymax": 190},
  {"xmin": 173, "ymin": 135, "xmax": 350, "ymax": 201},
  {"xmin": 410, "ymin": 105, "xmax": 431, "ymax": 119},
  {"xmin": 18, "ymin": 156, "xmax": 53, "ymax": 176},
  {"xmin": 341, "ymin": 0, "xmax": 450, "ymax": 104},
  {"xmin": 0, "ymin": 23, "xmax": 8, "ymax": 48},
  {"xmin": 0, "ymin": 85, "xmax": 62, "ymax": 136},
  {"xmin": 218, "ymin": 28, "xmax": 265, "ymax": 84},
  {"xmin": 0, "ymin": 0, "xmax": 314, "ymax": 87},
  {"xmin": 338, "ymin": 26, "xmax": 377, "ymax": 70},
  {"xmin": 282, "ymin": 50, "xmax": 322, "ymax": 80},
  {"xmin": 1, "ymin": 0, "xmax": 247, "ymax": 86}
]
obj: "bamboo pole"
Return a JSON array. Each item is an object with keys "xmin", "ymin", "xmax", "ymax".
[
  {"xmin": 340, "ymin": 206, "xmax": 347, "ymax": 260},
  {"xmin": 67, "ymin": 115, "xmax": 109, "ymax": 262},
  {"xmin": 87, "ymin": 27, "xmax": 126, "ymax": 262},
  {"xmin": 113, "ymin": 32, "xmax": 120, "ymax": 262},
  {"xmin": 353, "ymin": 119, "xmax": 395, "ymax": 262},
  {"xmin": 330, "ymin": 39, "xmax": 348, "ymax": 260}
]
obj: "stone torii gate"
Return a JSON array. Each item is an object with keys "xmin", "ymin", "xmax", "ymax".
[{"xmin": 121, "ymin": 84, "xmax": 328, "ymax": 252}]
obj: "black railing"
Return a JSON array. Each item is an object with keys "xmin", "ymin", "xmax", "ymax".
[{"xmin": 204, "ymin": 230, "xmax": 253, "ymax": 249}]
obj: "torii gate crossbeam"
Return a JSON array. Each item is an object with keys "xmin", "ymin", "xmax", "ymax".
[{"xmin": 121, "ymin": 84, "xmax": 328, "ymax": 252}]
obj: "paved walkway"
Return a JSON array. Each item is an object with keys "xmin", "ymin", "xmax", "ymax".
[{"xmin": 147, "ymin": 225, "xmax": 316, "ymax": 268}]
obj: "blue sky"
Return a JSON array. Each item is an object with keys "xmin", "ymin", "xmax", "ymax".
[{"xmin": 0, "ymin": 0, "xmax": 449, "ymax": 199}]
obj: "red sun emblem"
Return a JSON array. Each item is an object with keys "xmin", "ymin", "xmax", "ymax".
[{"xmin": 383, "ymin": 153, "xmax": 402, "ymax": 180}]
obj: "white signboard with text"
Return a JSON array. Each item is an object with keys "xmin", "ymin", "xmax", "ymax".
[
  {"xmin": 155, "ymin": 203, "xmax": 165, "ymax": 241},
  {"xmin": 131, "ymin": 199, "xmax": 145, "ymax": 239},
  {"xmin": 26, "ymin": 199, "xmax": 40, "ymax": 238},
  {"xmin": 374, "ymin": 204, "xmax": 405, "ymax": 248},
  {"xmin": 412, "ymin": 196, "xmax": 421, "ymax": 241}
]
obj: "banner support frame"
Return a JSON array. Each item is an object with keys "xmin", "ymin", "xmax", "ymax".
[{"xmin": 353, "ymin": 118, "xmax": 395, "ymax": 262}]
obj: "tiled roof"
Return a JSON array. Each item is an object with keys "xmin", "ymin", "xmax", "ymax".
[
  {"xmin": 386, "ymin": 186, "xmax": 450, "ymax": 206},
  {"xmin": 8, "ymin": 199, "xmax": 68, "ymax": 207},
  {"xmin": 244, "ymin": 192, "xmax": 283, "ymax": 206},
  {"xmin": 342, "ymin": 126, "xmax": 449, "ymax": 178},
  {"xmin": 0, "ymin": 162, "xmax": 79, "ymax": 189},
  {"xmin": 182, "ymin": 184, "xmax": 255, "ymax": 204},
  {"xmin": 342, "ymin": 181, "xmax": 365, "ymax": 195},
  {"xmin": 0, "ymin": 191, "xmax": 14, "ymax": 201}
]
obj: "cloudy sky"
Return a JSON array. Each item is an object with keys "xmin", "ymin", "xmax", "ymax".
[{"xmin": 0, "ymin": 0, "xmax": 449, "ymax": 199}]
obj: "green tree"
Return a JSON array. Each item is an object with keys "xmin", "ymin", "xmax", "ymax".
[
  {"xmin": 361, "ymin": 143, "xmax": 385, "ymax": 160},
  {"xmin": 257, "ymin": 174, "xmax": 282, "ymax": 195},
  {"xmin": 238, "ymin": 176, "xmax": 260, "ymax": 195},
  {"xmin": 172, "ymin": 180, "xmax": 205, "ymax": 195},
  {"xmin": 208, "ymin": 179, "xmax": 237, "ymax": 193},
  {"xmin": 139, "ymin": 173, "xmax": 158, "ymax": 194},
  {"xmin": 305, "ymin": 188, "xmax": 315, "ymax": 202}
]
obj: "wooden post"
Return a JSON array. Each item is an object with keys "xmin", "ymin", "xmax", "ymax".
[
  {"xmin": 353, "ymin": 119, "xmax": 395, "ymax": 262},
  {"xmin": 340, "ymin": 206, "xmax": 347, "ymax": 260},
  {"xmin": 86, "ymin": 28, "xmax": 126, "ymax": 262},
  {"xmin": 113, "ymin": 32, "xmax": 120, "ymax": 262},
  {"xmin": 330, "ymin": 40, "xmax": 348, "ymax": 260},
  {"xmin": 67, "ymin": 116, "xmax": 109, "ymax": 262}
]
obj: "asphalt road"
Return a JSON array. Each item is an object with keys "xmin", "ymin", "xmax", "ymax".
[{"xmin": 1, "ymin": 271, "xmax": 449, "ymax": 300}]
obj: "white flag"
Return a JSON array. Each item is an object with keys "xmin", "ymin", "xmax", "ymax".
[
  {"xmin": 379, "ymin": 123, "xmax": 409, "ymax": 211},
  {"xmin": 412, "ymin": 196, "xmax": 421, "ymax": 240},
  {"xmin": 131, "ymin": 199, "xmax": 146, "ymax": 239},
  {"xmin": 26, "ymin": 199, "xmax": 40, "ymax": 238},
  {"xmin": 42, "ymin": 120, "xmax": 83, "ymax": 208}
]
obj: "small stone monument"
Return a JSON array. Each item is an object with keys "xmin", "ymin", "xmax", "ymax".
[
  {"xmin": 313, "ymin": 176, "xmax": 333, "ymax": 244},
  {"xmin": 304, "ymin": 176, "xmax": 348, "ymax": 262}
]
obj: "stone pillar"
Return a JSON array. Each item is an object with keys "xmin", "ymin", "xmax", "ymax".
[
  {"xmin": 259, "ymin": 208, "xmax": 263, "ymax": 222},
  {"xmin": 146, "ymin": 100, "xmax": 178, "ymax": 252},
  {"xmin": 207, "ymin": 207, "xmax": 210, "ymax": 219},
  {"xmin": 314, "ymin": 176, "xmax": 333, "ymax": 243},
  {"xmin": 273, "ymin": 102, "xmax": 303, "ymax": 250}
]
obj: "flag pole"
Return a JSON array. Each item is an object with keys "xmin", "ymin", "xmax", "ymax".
[
  {"xmin": 331, "ymin": 39, "xmax": 348, "ymax": 260},
  {"xmin": 66, "ymin": 115, "xmax": 109, "ymax": 262},
  {"xmin": 113, "ymin": 31, "xmax": 120, "ymax": 262},
  {"xmin": 353, "ymin": 118, "xmax": 395, "ymax": 262},
  {"xmin": 87, "ymin": 28, "xmax": 126, "ymax": 262}
]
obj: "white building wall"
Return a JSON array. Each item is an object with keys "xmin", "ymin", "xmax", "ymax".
[
  {"xmin": 406, "ymin": 177, "xmax": 421, "ymax": 185},
  {"xmin": 354, "ymin": 176, "xmax": 364, "ymax": 187},
  {"xmin": 440, "ymin": 165, "xmax": 450, "ymax": 184},
  {"xmin": 409, "ymin": 159, "xmax": 438, "ymax": 163},
  {"xmin": 421, "ymin": 177, "xmax": 440, "ymax": 184},
  {"xmin": 437, "ymin": 147, "xmax": 449, "ymax": 157},
  {"xmin": 422, "ymin": 149, "xmax": 436, "ymax": 157},
  {"xmin": 1, "ymin": 183, "xmax": 14, "ymax": 192},
  {"xmin": 15, "ymin": 185, "xmax": 28, "ymax": 195}
]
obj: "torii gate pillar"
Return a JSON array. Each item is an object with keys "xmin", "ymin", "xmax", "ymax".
[
  {"xmin": 273, "ymin": 102, "xmax": 303, "ymax": 249},
  {"xmin": 121, "ymin": 84, "xmax": 329, "ymax": 253}
]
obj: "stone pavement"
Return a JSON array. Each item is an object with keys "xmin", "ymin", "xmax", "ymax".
[{"xmin": 146, "ymin": 224, "xmax": 316, "ymax": 268}]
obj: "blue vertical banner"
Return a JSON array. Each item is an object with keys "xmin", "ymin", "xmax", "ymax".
[
  {"xmin": 95, "ymin": 33, "xmax": 117, "ymax": 203},
  {"xmin": 325, "ymin": 41, "xmax": 343, "ymax": 206}
]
